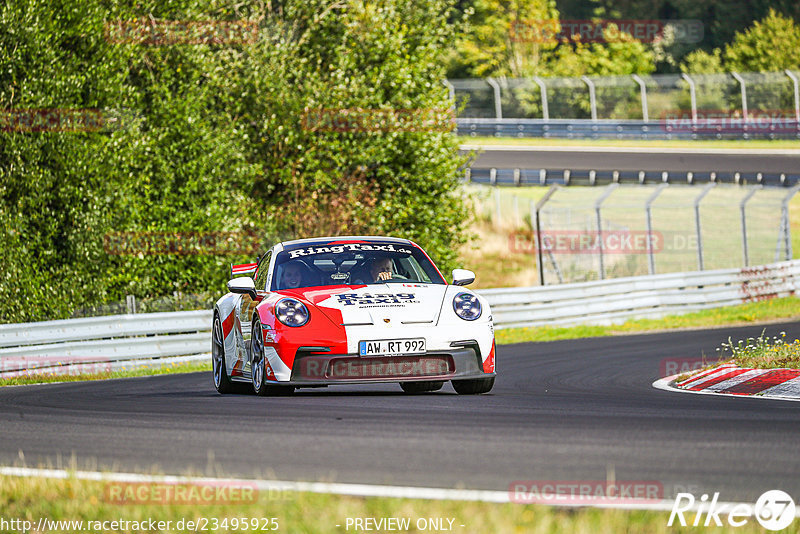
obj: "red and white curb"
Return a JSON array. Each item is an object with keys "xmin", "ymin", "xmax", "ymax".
[{"xmin": 653, "ymin": 363, "xmax": 800, "ymax": 402}]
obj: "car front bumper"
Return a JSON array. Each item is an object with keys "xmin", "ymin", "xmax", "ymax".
[{"xmin": 285, "ymin": 346, "xmax": 492, "ymax": 386}]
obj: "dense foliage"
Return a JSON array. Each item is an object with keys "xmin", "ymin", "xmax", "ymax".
[{"xmin": 0, "ymin": 0, "xmax": 468, "ymax": 322}]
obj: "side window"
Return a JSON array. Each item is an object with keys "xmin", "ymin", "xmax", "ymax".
[{"xmin": 254, "ymin": 251, "xmax": 272, "ymax": 291}]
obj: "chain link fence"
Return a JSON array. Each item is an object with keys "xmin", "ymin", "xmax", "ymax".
[{"xmin": 470, "ymin": 184, "xmax": 799, "ymax": 285}]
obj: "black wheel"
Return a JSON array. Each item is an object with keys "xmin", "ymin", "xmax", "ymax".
[
  {"xmin": 451, "ymin": 376, "xmax": 495, "ymax": 395},
  {"xmin": 251, "ymin": 320, "xmax": 295, "ymax": 397},
  {"xmin": 212, "ymin": 314, "xmax": 236, "ymax": 394},
  {"xmin": 400, "ymin": 381, "xmax": 444, "ymax": 394}
]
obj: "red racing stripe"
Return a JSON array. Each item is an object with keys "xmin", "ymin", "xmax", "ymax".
[
  {"xmin": 221, "ymin": 310, "xmax": 235, "ymax": 338},
  {"xmin": 676, "ymin": 364, "xmax": 736, "ymax": 387},
  {"xmin": 685, "ymin": 369, "xmax": 751, "ymax": 391},
  {"xmin": 719, "ymin": 369, "xmax": 800, "ymax": 395},
  {"xmin": 483, "ymin": 341, "xmax": 496, "ymax": 373}
]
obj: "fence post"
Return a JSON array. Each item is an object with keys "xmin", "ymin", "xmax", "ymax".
[
  {"xmin": 534, "ymin": 185, "xmax": 560, "ymax": 286},
  {"xmin": 645, "ymin": 184, "xmax": 668, "ymax": 275},
  {"xmin": 532, "ymin": 76, "xmax": 549, "ymax": 120},
  {"xmin": 786, "ymin": 70, "xmax": 800, "ymax": 122},
  {"xmin": 595, "ymin": 184, "xmax": 619, "ymax": 279},
  {"xmin": 442, "ymin": 79, "xmax": 456, "ymax": 108},
  {"xmin": 779, "ymin": 184, "xmax": 800, "ymax": 261},
  {"xmin": 582, "ymin": 76, "xmax": 598, "ymax": 121},
  {"xmin": 739, "ymin": 187, "xmax": 760, "ymax": 266},
  {"xmin": 631, "ymin": 74, "xmax": 649, "ymax": 122},
  {"xmin": 693, "ymin": 183, "xmax": 716, "ymax": 270},
  {"xmin": 731, "ymin": 72, "xmax": 748, "ymax": 121},
  {"xmin": 125, "ymin": 295, "xmax": 137, "ymax": 314},
  {"xmin": 681, "ymin": 73, "xmax": 698, "ymax": 125},
  {"xmin": 486, "ymin": 78, "xmax": 503, "ymax": 120}
]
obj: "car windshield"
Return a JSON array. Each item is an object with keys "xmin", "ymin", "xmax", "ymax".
[{"xmin": 271, "ymin": 240, "xmax": 446, "ymax": 291}]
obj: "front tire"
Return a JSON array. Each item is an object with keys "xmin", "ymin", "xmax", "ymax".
[
  {"xmin": 212, "ymin": 314, "xmax": 236, "ymax": 394},
  {"xmin": 452, "ymin": 376, "xmax": 495, "ymax": 395},
  {"xmin": 400, "ymin": 381, "xmax": 444, "ymax": 394},
  {"xmin": 251, "ymin": 320, "xmax": 294, "ymax": 397}
]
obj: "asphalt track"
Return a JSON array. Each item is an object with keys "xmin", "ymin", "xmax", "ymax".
[
  {"xmin": 1, "ymin": 321, "xmax": 800, "ymax": 503},
  {"xmin": 464, "ymin": 146, "xmax": 800, "ymax": 174}
]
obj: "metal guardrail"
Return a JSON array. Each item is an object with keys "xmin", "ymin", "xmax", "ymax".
[
  {"xmin": 477, "ymin": 259, "xmax": 800, "ymax": 329},
  {"xmin": 463, "ymin": 167, "xmax": 800, "ymax": 188},
  {"xmin": 0, "ymin": 260, "xmax": 797, "ymax": 373},
  {"xmin": 456, "ymin": 118, "xmax": 800, "ymax": 140},
  {"xmin": 0, "ymin": 310, "xmax": 212, "ymax": 377}
]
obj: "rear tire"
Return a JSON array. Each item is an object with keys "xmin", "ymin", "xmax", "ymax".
[
  {"xmin": 400, "ymin": 381, "xmax": 444, "ymax": 394},
  {"xmin": 251, "ymin": 320, "xmax": 295, "ymax": 397},
  {"xmin": 452, "ymin": 376, "xmax": 495, "ymax": 395},
  {"xmin": 212, "ymin": 314, "xmax": 236, "ymax": 394}
]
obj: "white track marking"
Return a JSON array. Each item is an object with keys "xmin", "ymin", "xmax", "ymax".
[{"xmin": 0, "ymin": 466, "xmax": 794, "ymax": 514}]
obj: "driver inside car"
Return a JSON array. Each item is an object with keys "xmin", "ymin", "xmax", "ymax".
[
  {"xmin": 369, "ymin": 256, "xmax": 394, "ymax": 282},
  {"xmin": 281, "ymin": 261, "xmax": 306, "ymax": 289}
]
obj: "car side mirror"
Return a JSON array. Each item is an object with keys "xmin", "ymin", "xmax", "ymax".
[
  {"xmin": 451, "ymin": 269, "xmax": 475, "ymax": 286},
  {"xmin": 227, "ymin": 277, "xmax": 257, "ymax": 299}
]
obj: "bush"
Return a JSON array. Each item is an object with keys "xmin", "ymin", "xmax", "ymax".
[{"xmin": 0, "ymin": 0, "xmax": 467, "ymax": 323}]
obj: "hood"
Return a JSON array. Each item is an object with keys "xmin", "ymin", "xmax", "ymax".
[{"xmin": 281, "ymin": 283, "xmax": 449, "ymax": 326}]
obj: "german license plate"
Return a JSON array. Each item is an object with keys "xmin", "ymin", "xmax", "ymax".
[{"xmin": 359, "ymin": 338, "xmax": 426, "ymax": 356}]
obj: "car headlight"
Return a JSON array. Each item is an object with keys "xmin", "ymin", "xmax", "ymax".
[
  {"xmin": 275, "ymin": 298, "xmax": 309, "ymax": 327},
  {"xmin": 453, "ymin": 292, "xmax": 481, "ymax": 321}
]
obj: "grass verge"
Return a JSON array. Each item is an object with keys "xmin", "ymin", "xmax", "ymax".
[
  {"xmin": 0, "ymin": 360, "xmax": 210, "ymax": 388},
  {"xmin": 0, "ymin": 473, "xmax": 766, "ymax": 534},
  {"xmin": 717, "ymin": 330, "xmax": 800, "ymax": 369},
  {"xmin": 460, "ymin": 136, "xmax": 800, "ymax": 149},
  {"xmin": 496, "ymin": 296, "xmax": 800, "ymax": 345}
]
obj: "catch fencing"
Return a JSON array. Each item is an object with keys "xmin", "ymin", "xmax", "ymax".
[
  {"xmin": 0, "ymin": 260, "xmax": 798, "ymax": 371},
  {"xmin": 447, "ymin": 71, "xmax": 800, "ymax": 139},
  {"xmin": 469, "ymin": 183, "xmax": 799, "ymax": 285}
]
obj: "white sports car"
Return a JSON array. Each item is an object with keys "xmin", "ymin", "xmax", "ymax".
[{"xmin": 212, "ymin": 236, "xmax": 495, "ymax": 395}]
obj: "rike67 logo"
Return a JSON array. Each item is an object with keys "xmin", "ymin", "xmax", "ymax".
[{"xmin": 669, "ymin": 490, "xmax": 796, "ymax": 530}]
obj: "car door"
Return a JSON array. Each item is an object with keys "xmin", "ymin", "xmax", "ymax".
[{"xmin": 238, "ymin": 250, "xmax": 272, "ymax": 376}]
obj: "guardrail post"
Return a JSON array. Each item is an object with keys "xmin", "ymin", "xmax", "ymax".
[
  {"xmin": 739, "ymin": 187, "xmax": 760, "ymax": 266},
  {"xmin": 486, "ymin": 78, "xmax": 503, "ymax": 120},
  {"xmin": 126, "ymin": 295, "xmax": 137, "ymax": 314},
  {"xmin": 645, "ymin": 184, "xmax": 668, "ymax": 275},
  {"xmin": 443, "ymin": 79, "xmax": 456, "ymax": 110},
  {"xmin": 582, "ymin": 76, "xmax": 598, "ymax": 121},
  {"xmin": 786, "ymin": 70, "xmax": 800, "ymax": 122},
  {"xmin": 532, "ymin": 77, "xmax": 549, "ymax": 120},
  {"xmin": 681, "ymin": 73, "xmax": 698, "ymax": 125},
  {"xmin": 731, "ymin": 72, "xmax": 748, "ymax": 122},
  {"xmin": 694, "ymin": 183, "xmax": 716, "ymax": 270},
  {"xmin": 595, "ymin": 184, "xmax": 619, "ymax": 279},
  {"xmin": 779, "ymin": 184, "xmax": 800, "ymax": 260},
  {"xmin": 632, "ymin": 74, "xmax": 648, "ymax": 122},
  {"xmin": 534, "ymin": 185, "xmax": 560, "ymax": 286}
]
